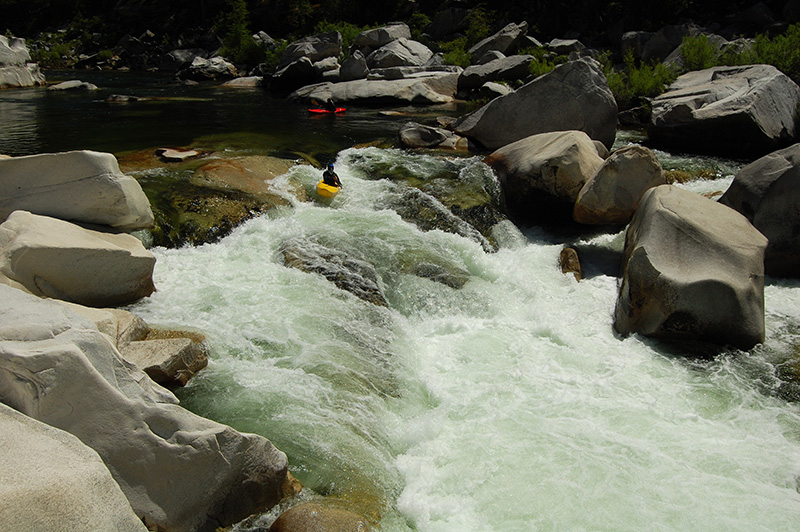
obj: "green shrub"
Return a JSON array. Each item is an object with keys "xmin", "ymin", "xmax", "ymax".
[
  {"xmin": 752, "ymin": 23, "xmax": 800, "ymax": 83},
  {"xmin": 314, "ymin": 20, "xmax": 373, "ymax": 55},
  {"xmin": 440, "ymin": 38, "xmax": 471, "ymax": 68},
  {"xmin": 216, "ymin": 0, "xmax": 252, "ymax": 64},
  {"xmin": 464, "ymin": 5, "xmax": 494, "ymax": 46},
  {"xmin": 604, "ymin": 49, "xmax": 677, "ymax": 110},
  {"xmin": 680, "ymin": 34, "xmax": 719, "ymax": 71}
]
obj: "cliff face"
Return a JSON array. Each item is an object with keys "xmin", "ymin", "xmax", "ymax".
[{"xmin": 0, "ymin": 36, "xmax": 45, "ymax": 88}]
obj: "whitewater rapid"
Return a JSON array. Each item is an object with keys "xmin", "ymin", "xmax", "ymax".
[{"xmin": 129, "ymin": 147, "xmax": 800, "ymax": 532}]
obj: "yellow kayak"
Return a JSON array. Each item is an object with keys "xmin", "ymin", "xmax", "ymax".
[{"xmin": 316, "ymin": 180, "xmax": 340, "ymax": 198}]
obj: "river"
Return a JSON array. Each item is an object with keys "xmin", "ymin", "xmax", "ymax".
[{"xmin": 2, "ymin": 71, "xmax": 799, "ymax": 531}]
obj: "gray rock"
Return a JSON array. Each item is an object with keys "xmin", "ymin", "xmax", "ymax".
[
  {"xmin": 425, "ymin": 9, "xmax": 470, "ymax": 40},
  {"xmin": 454, "ymin": 57, "xmax": 617, "ymax": 150},
  {"xmin": 270, "ymin": 502, "xmax": 371, "ymax": 532},
  {"xmin": 719, "ymin": 143, "xmax": 800, "ymax": 278},
  {"xmin": 0, "ymin": 211, "xmax": 156, "ymax": 307},
  {"xmin": 178, "ymin": 56, "xmax": 237, "ymax": 81},
  {"xmin": 573, "ymin": 145, "xmax": 666, "ymax": 225},
  {"xmin": 313, "ymin": 56, "xmax": 340, "ymax": 75},
  {"xmin": 469, "ymin": 22, "xmax": 529, "ymax": 61},
  {"xmin": 221, "ymin": 76, "xmax": 263, "ymax": 87},
  {"xmin": 352, "ymin": 22, "xmax": 411, "ymax": 54},
  {"xmin": 0, "ymin": 403, "xmax": 147, "ymax": 532},
  {"xmin": 159, "ymin": 48, "xmax": 207, "ymax": 71},
  {"xmin": 340, "ymin": 50, "xmax": 369, "ymax": 81},
  {"xmin": 475, "ymin": 50, "xmax": 506, "ymax": 65},
  {"xmin": 399, "ymin": 121, "xmax": 458, "ymax": 148},
  {"xmin": 366, "ymin": 64, "xmax": 461, "ymax": 80},
  {"xmin": 484, "ymin": 130, "xmax": 606, "ymax": 220},
  {"xmin": 120, "ymin": 338, "xmax": 209, "ymax": 387},
  {"xmin": 279, "ymin": 31, "xmax": 342, "ymax": 69},
  {"xmin": 0, "ymin": 284, "xmax": 293, "ymax": 532},
  {"xmin": 614, "ymin": 185, "xmax": 767, "ymax": 350},
  {"xmin": 366, "ymin": 38, "xmax": 434, "ymax": 69},
  {"xmin": 477, "ymin": 81, "xmax": 513, "ymax": 99},
  {"xmin": 289, "ymin": 72, "xmax": 459, "ymax": 105},
  {"xmin": 649, "ymin": 64, "xmax": 800, "ymax": 157},
  {"xmin": 252, "ymin": 31, "xmax": 276, "ymax": 50},
  {"xmin": 48, "ymin": 80, "xmax": 98, "ymax": 91},
  {"xmin": 621, "ymin": 31, "xmax": 654, "ymax": 61},
  {"xmin": 642, "ymin": 24, "xmax": 701, "ymax": 62},
  {"xmin": 458, "ymin": 54, "xmax": 533, "ymax": 91},
  {"xmin": 0, "ymin": 150, "xmax": 154, "ymax": 230},
  {"xmin": 547, "ymin": 38, "xmax": 587, "ymax": 56}
]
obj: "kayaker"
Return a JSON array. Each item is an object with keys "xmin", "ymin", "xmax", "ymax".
[
  {"xmin": 323, "ymin": 97, "xmax": 337, "ymax": 112},
  {"xmin": 322, "ymin": 163, "xmax": 341, "ymax": 187}
]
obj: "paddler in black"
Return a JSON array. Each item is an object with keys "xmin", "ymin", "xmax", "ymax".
[{"xmin": 322, "ymin": 163, "xmax": 341, "ymax": 187}]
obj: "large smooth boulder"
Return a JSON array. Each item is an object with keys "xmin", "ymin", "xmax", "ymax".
[
  {"xmin": 573, "ymin": 145, "xmax": 665, "ymax": 225},
  {"xmin": 0, "ymin": 35, "xmax": 45, "ymax": 88},
  {"xmin": 0, "ymin": 403, "xmax": 147, "ymax": 532},
  {"xmin": 290, "ymin": 72, "xmax": 459, "ymax": 105},
  {"xmin": 0, "ymin": 285, "xmax": 294, "ymax": 532},
  {"xmin": 279, "ymin": 31, "xmax": 342, "ymax": 69},
  {"xmin": 0, "ymin": 150, "xmax": 154, "ymax": 230},
  {"xmin": 457, "ymin": 54, "xmax": 533, "ymax": 91},
  {"xmin": 468, "ymin": 22, "xmax": 529, "ymax": 61},
  {"xmin": 614, "ymin": 185, "xmax": 767, "ymax": 350},
  {"xmin": 399, "ymin": 121, "xmax": 467, "ymax": 150},
  {"xmin": 0, "ymin": 211, "xmax": 156, "ymax": 307},
  {"xmin": 484, "ymin": 130, "xmax": 606, "ymax": 221},
  {"xmin": 453, "ymin": 57, "xmax": 617, "ymax": 150},
  {"xmin": 366, "ymin": 38, "xmax": 433, "ymax": 69},
  {"xmin": 719, "ymin": 143, "xmax": 800, "ymax": 277},
  {"xmin": 649, "ymin": 64, "xmax": 800, "ymax": 157},
  {"xmin": 352, "ymin": 22, "xmax": 410, "ymax": 54}
]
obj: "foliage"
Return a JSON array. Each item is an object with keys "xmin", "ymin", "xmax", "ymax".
[
  {"xmin": 261, "ymin": 40, "xmax": 288, "ymax": 71},
  {"xmin": 440, "ymin": 38, "xmax": 471, "ymax": 68},
  {"xmin": 408, "ymin": 13, "xmax": 432, "ymax": 42},
  {"xmin": 464, "ymin": 5, "xmax": 494, "ymax": 46},
  {"xmin": 313, "ymin": 20, "xmax": 373, "ymax": 56},
  {"xmin": 752, "ymin": 23, "xmax": 800, "ymax": 83},
  {"xmin": 603, "ymin": 49, "xmax": 677, "ymax": 110},
  {"xmin": 680, "ymin": 34, "xmax": 719, "ymax": 71},
  {"xmin": 216, "ymin": 0, "xmax": 255, "ymax": 65}
]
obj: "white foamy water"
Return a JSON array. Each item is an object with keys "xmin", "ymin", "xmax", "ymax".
[{"xmin": 129, "ymin": 148, "xmax": 800, "ymax": 532}]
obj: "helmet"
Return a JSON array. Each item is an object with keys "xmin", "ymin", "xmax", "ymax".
[{"xmin": 328, "ymin": 163, "xmax": 334, "ymax": 170}]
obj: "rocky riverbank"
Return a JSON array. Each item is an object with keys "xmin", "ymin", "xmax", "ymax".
[{"xmin": 3, "ymin": 11, "xmax": 800, "ymax": 530}]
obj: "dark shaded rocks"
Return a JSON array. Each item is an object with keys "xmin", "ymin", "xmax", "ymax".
[
  {"xmin": 719, "ymin": 143, "xmax": 800, "ymax": 278},
  {"xmin": 340, "ymin": 50, "xmax": 369, "ymax": 81},
  {"xmin": 279, "ymin": 31, "xmax": 343, "ymax": 69},
  {"xmin": 453, "ymin": 58, "xmax": 617, "ymax": 151},
  {"xmin": 269, "ymin": 502, "xmax": 371, "ymax": 532},
  {"xmin": 614, "ymin": 185, "xmax": 767, "ymax": 350},
  {"xmin": 177, "ymin": 56, "xmax": 237, "ymax": 81},
  {"xmin": 649, "ymin": 64, "xmax": 800, "ymax": 157}
]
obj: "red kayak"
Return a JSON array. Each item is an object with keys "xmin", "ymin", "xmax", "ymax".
[{"xmin": 308, "ymin": 107, "xmax": 346, "ymax": 114}]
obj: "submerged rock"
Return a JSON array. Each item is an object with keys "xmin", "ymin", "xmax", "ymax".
[
  {"xmin": 280, "ymin": 238, "xmax": 388, "ymax": 307},
  {"xmin": 270, "ymin": 501, "xmax": 371, "ymax": 532},
  {"xmin": 614, "ymin": 185, "xmax": 767, "ymax": 350}
]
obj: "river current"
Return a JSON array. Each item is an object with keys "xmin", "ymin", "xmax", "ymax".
[{"xmin": 2, "ymin": 72, "xmax": 800, "ymax": 531}]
